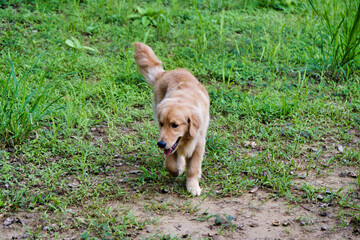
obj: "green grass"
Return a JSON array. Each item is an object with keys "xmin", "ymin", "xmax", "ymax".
[
  {"xmin": 0, "ymin": 0, "xmax": 359, "ymax": 238},
  {"xmin": 308, "ymin": 0, "xmax": 360, "ymax": 79}
]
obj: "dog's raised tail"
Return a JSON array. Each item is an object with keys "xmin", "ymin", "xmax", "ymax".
[{"xmin": 133, "ymin": 42, "xmax": 164, "ymax": 85}]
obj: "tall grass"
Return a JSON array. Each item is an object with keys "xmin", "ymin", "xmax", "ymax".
[
  {"xmin": 0, "ymin": 54, "xmax": 61, "ymax": 147},
  {"xmin": 308, "ymin": 0, "xmax": 360, "ymax": 79}
]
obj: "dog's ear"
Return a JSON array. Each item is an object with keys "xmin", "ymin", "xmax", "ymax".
[{"xmin": 188, "ymin": 112, "xmax": 201, "ymax": 137}]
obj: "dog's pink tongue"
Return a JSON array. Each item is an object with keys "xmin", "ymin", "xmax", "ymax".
[{"xmin": 164, "ymin": 149, "xmax": 171, "ymax": 155}]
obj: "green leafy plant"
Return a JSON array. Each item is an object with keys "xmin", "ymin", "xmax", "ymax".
[
  {"xmin": 308, "ymin": 0, "xmax": 360, "ymax": 79},
  {"xmin": 0, "ymin": 53, "xmax": 61, "ymax": 147},
  {"xmin": 128, "ymin": 7, "xmax": 166, "ymax": 26},
  {"xmin": 256, "ymin": 0, "xmax": 301, "ymax": 11},
  {"xmin": 65, "ymin": 37, "xmax": 99, "ymax": 52}
]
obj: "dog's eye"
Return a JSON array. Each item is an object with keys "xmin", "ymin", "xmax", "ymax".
[{"xmin": 171, "ymin": 123, "xmax": 178, "ymax": 128}]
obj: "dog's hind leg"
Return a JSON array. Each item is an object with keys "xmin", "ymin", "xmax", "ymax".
[{"xmin": 165, "ymin": 153, "xmax": 179, "ymax": 177}]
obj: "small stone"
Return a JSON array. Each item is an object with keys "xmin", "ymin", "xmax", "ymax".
[
  {"xmin": 162, "ymin": 188, "xmax": 169, "ymax": 194},
  {"xmin": 249, "ymin": 221, "xmax": 259, "ymax": 227},
  {"xmin": 300, "ymin": 221, "xmax": 306, "ymax": 226},
  {"xmin": 321, "ymin": 226, "xmax": 327, "ymax": 231},
  {"xmin": 16, "ymin": 218, "xmax": 25, "ymax": 226},
  {"xmin": 347, "ymin": 171, "xmax": 357, "ymax": 178},
  {"xmin": 289, "ymin": 171, "xmax": 294, "ymax": 175},
  {"xmin": 238, "ymin": 223, "xmax": 245, "ymax": 230},
  {"xmin": 272, "ymin": 220, "xmax": 280, "ymax": 226},
  {"xmin": 127, "ymin": 170, "xmax": 143, "ymax": 174},
  {"xmin": 308, "ymin": 147, "xmax": 318, "ymax": 152},
  {"xmin": 249, "ymin": 186, "xmax": 259, "ymax": 193},
  {"xmin": 3, "ymin": 217, "xmax": 15, "ymax": 226},
  {"xmin": 282, "ymin": 221, "xmax": 290, "ymax": 226},
  {"xmin": 182, "ymin": 231, "xmax": 190, "ymax": 238},
  {"xmin": 319, "ymin": 203, "xmax": 328, "ymax": 208},
  {"xmin": 317, "ymin": 195, "xmax": 324, "ymax": 201},
  {"xmin": 319, "ymin": 211, "xmax": 328, "ymax": 217},
  {"xmin": 337, "ymin": 145, "xmax": 344, "ymax": 153}
]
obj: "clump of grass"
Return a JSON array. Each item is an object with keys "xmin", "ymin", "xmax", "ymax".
[
  {"xmin": 0, "ymin": 54, "xmax": 61, "ymax": 147},
  {"xmin": 256, "ymin": 0, "xmax": 303, "ymax": 11},
  {"xmin": 308, "ymin": 0, "xmax": 360, "ymax": 79},
  {"xmin": 209, "ymin": 87, "xmax": 299, "ymax": 123}
]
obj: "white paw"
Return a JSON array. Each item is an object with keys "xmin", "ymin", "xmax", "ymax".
[{"xmin": 187, "ymin": 179, "xmax": 201, "ymax": 196}]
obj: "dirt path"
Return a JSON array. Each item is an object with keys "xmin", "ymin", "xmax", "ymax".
[{"xmin": 3, "ymin": 190, "xmax": 357, "ymax": 240}]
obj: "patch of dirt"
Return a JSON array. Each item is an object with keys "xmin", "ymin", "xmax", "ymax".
[
  {"xmin": 294, "ymin": 166, "xmax": 359, "ymax": 194},
  {"xmin": 120, "ymin": 191, "xmax": 357, "ymax": 240},
  {"xmin": 1, "ymin": 190, "xmax": 359, "ymax": 239}
]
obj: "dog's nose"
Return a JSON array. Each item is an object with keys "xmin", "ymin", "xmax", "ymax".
[{"xmin": 157, "ymin": 141, "xmax": 166, "ymax": 148}]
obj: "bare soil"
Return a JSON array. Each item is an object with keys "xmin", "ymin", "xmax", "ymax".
[{"xmin": 2, "ymin": 187, "xmax": 359, "ymax": 240}]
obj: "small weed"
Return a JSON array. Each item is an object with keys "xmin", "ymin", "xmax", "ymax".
[
  {"xmin": 128, "ymin": 6, "xmax": 167, "ymax": 27},
  {"xmin": 0, "ymin": 54, "xmax": 62, "ymax": 147},
  {"xmin": 65, "ymin": 37, "xmax": 99, "ymax": 53}
]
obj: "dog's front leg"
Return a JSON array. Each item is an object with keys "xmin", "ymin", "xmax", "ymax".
[
  {"xmin": 186, "ymin": 142, "xmax": 204, "ymax": 196},
  {"xmin": 165, "ymin": 153, "xmax": 179, "ymax": 177},
  {"xmin": 177, "ymin": 155, "xmax": 186, "ymax": 176}
]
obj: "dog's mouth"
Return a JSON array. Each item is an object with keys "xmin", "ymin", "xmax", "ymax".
[{"xmin": 164, "ymin": 137, "xmax": 181, "ymax": 155}]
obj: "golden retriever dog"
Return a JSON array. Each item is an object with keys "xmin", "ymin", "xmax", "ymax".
[{"xmin": 133, "ymin": 42, "xmax": 209, "ymax": 196}]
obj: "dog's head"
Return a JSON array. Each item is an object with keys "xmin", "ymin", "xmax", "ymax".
[{"xmin": 156, "ymin": 103, "xmax": 200, "ymax": 155}]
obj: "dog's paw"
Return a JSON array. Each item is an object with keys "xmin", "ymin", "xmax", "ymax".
[{"xmin": 187, "ymin": 179, "xmax": 201, "ymax": 196}]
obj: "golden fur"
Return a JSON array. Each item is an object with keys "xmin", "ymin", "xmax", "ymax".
[{"xmin": 133, "ymin": 42, "xmax": 209, "ymax": 195}]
